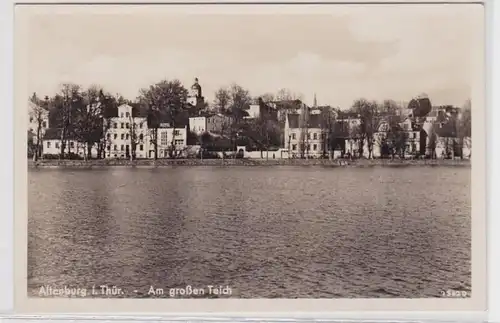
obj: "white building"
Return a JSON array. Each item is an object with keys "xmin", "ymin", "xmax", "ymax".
[
  {"xmin": 104, "ymin": 104, "xmax": 148, "ymax": 159},
  {"xmin": 42, "ymin": 128, "xmax": 99, "ymax": 159},
  {"xmin": 189, "ymin": 114, "xmax": 232, "ymax": 135},
  {"xmin": 244, "ymin": 104, "xmax": 261, "ymax": 119},
  {"xmin": 152, "ymin": 126, "xmax": 188, "ymax": 158},
  {"xmin": 284, "ymin": 113, "xmax": 324, "ymax": 158}
]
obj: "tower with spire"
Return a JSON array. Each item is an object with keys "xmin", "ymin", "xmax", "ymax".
[{"xmin": 187, "ymin": 77, "xmax": 204, "ymax": 107}]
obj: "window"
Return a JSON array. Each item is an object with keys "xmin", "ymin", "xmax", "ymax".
[
  {"xmin": 42, "ymin": 121, "xmax": 47, "ymax": 128},
  {"xmin": 114, "ymin": 134, "xmax": 117, "ymax": 140},
  {"xmin": 114, "ymin": 123, "xmax": 117, "ymax": 129},
  {"xmin": 139, "ymin": 134, "xmax": 144, "ymax": 141},
  {"xmin": 70, "ymin": 142, "xmax": 74, "ymax": 148},
  {"xmin": 120, "ymin": 145, "xmax": 124, "ymax": 151},
  {"xmin": 292, "ymin": 144, "xmax": 297, "ymax": 151},
  {"xmin": 292, "ymin": 133, "xmax": 296, "ymax": 140},
  {"xmin": 55, "ymin": 142, "xmax": 59, "ymax": 149},
  {"xmin": 139, "ymin": 123, "xmax": 143, "ymax": 129},
  {"xmin": 126, "ymin": 112, "xmax": 130, "ymax": 118},
  {"xmin": 126, "ymin": 145, "xmax": 129, "ymax": 151},
  {"xmin": 121, "ymin": 123, "xmax": 124, "ymax": 129},
  {"xmin": 107, "ymin": 133, "xmax": 111, "ymax": 139},
  {"xmin": 140, "ymin": 144, "xmax": 144, "ymax": 151},
  {"xmin": 107, "ymin": 146, "xmax": 110, "ymax": 151},
  {"xmin": 121, "ymin": 134, "xmax": 124, "ymax": 140},
  {"xmin": 313, "ymin": 133, "xmax": 317, "ymax": 140},
  {"xmin": 174, "ymin": 139, "xmax": 184, "ymax": 146},
  {"xmin": 174, "ymin": 130, "xmax": 180, "ymax": 136},
  {"xmin": 308, "ymin": 133, "xmax": 311, "ymax": 140},
  {"xmin": 47, "ymin": 142, "xmax": 51, "ymax": 148},
  {"xmin": 126, "ymin": 134, "xmax": 129, "ymax": 140},
  {"xmin": 120, "ymin": 113, "xmax": 124, "ymax": 118},
  {"xmin": 126, "ymin": 123, "xmax": 130, "ymax": 129},
  {"xmin": 160, "ymin": 132, "xmax": 168, "ymax": 146},
  {"xmin": 29, "ymin": 117, "xmax": 33, "ymax": 123},
  {"xmin": 114, "ymin": 145, "xmax": 117, "ymax": 150},
  {"xmin": 313, "ymin": 144, "xmax": 317, "ymax": 151}
]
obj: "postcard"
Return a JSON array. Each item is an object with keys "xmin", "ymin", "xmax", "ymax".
[{"xmin": 14, "ymin": 0, "xmax": 486, "ymax": 315}]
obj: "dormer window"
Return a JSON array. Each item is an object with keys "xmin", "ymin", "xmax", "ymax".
[
  {"xmin": 126, "ymin": 112, "xmax": 130, "ymax": 118},
  {"xmin": 120, "ymin": 113, "xmax": 124, "ymax": 118}
]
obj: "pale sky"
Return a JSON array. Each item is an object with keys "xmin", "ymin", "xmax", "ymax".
[{"xmin": 20, "ymin": 4, "xmax": 484, "ymax": 109}]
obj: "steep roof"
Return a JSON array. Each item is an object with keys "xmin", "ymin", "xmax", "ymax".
[
  {"xmin": 43, "ymin": 128, "xmax": 78, "ymax": 140},
  {"xmin": 287, "ymin": 114, "xmax": 322, "ymax": 129},
  {"xmin": 407, "ymin": 97, "xmax": 432, "ymax": 117},
  {"xmin": 435, "ymin": 121, "xmax": 458, "ymax": 138}
]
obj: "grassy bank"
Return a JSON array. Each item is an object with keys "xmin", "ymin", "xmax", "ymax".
[{"xmin": 28, "ymin": 158, "xmax": 471, "ymax": 169}]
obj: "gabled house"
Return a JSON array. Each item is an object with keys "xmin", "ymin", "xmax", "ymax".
[
  {"xmin": 42, "ymin": 128, "xmax": 99, "ymax": 158},
  {"xmin": 284, "ymin": 113, "xmax": 324, "ymax": 158},
  {"xmin": 104, "ymin": 104, "xmax": 148, "ymax": 159},
  {"xmin": 189, "ymin": 113, "xmax": 233, "ymax": 136}
]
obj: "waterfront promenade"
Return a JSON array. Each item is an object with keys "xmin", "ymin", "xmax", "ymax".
[{"xmin": 28, "ymin": 158, "xmax": 471, "ymax": 169}]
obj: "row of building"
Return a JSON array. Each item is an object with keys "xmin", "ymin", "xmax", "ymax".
[{"xmin": 28, "ymin": 79, "xmax": 471, "ymax": 160}]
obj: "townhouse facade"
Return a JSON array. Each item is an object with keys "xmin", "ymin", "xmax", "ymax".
[
  {"xmin": 189, "ymin": 113, "xmax": 232, "ymax": 135},
  {"xmin": 43, "ymin": 128, "xmax": 99, "ymax": 158},
  {"xmin": 154, "ymin": 126, "xmax": 188, "ymax": 158},
  {"xmin": 104, "ymin": 104, "xmax": 148, "ymax": 159},
  {"xmin": 284, "ymin": 113, "xmax": 324, "ymax": 158}
]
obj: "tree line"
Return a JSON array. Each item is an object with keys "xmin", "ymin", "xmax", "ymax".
[
  {"xmin": 28, "ymin": 80, "xmax": 472, "ymax": 160},
  {"xmin": 28, "ymin": 80, "xmax": 298, "ymax": 160}
]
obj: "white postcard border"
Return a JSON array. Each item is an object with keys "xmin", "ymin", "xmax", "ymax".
[{"xmin": 1, "ymin": 0, "xmax": 496, "ymax": 320}]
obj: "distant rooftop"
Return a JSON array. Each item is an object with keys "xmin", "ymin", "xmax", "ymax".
[{"xmin": 287, "ymin": 113, "xmax": 322, "ymax": 129}]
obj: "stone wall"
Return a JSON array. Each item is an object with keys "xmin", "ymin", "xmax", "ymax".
[{"xmin": 28, "ymin": 158, "xmax": 471, "ymax": 169}]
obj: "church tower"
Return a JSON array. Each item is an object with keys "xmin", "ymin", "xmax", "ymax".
[{"xmin": 187, "ymin": 77, "xmax": 204, "ymax": 108}]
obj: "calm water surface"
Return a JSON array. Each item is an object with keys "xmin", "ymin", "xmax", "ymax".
[{"xmin": 28, "ymin": 166, "xmax": 471, "ymax": 298}]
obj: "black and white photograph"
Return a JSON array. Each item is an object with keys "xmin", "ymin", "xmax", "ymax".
[{"xmin": 17, "ymin": 1, "xmax": 486, "ymax": 310}]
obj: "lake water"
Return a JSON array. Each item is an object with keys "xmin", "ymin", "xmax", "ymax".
[{"xmin": 28, "ymin": 166, "xmax": 471, "ymax": 298}]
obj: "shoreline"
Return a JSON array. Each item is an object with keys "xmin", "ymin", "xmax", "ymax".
[{"xmin": 27, "ymin": 158, "xmax": 471, "ymax": 169}]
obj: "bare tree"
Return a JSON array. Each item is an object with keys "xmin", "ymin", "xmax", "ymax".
[
  {"xmin": 298, "ymin": 103, "xmax": 309, "ymax": 159},
  {"xmin": 128, "ymin": 108, "xmax": 146, "ymax": 161},
  {"xmin": 375, "ymin": 132, "xmax": 390, "ymax": 158},
  {"xmin": 381, "ymin": 99, "xmax": 403, "ymax": 117},
  {"xmin": 138, "ymin": 79, "xmax": 188, "ymax": 160},
  {"xmin": 387, "ymin": 127, "xmax": 408, "ymax": 159},
  {"xmin": 276, "ymin": 88, "xmax": 303, "ymax": 102},
  {"xmin": 319, "ymin": 106, "xmax": 336, "ymax": 159},
  {"xmin": 213, "ymin": 84, "xmax": 251, "ymax": 154},
  {"xmin": 259, "ymin": 93, "xmax": 275, "ymax": 104},
  {"xmin": 352, "ymin": 99, "xmax": 379, "ymax": 159},
  {"xmin": 257, "ymin": 89, "xmax": 301, "ymax": 148},
  {"xmin": 28, "ymin": 93, "xmax": 49, "ymax": 161},
  {"xmin": 457, "ymin": 99, "xmax": 472, "ymax": 159},
  {"xmin": 53, "ymin": 83, "xmax": 81, "ymax": 159},
  {"xmin": 98, "ymin": 91, "xmax": 119, "ymax": 159},
  {"xmin": 72, "ymin": 85, "xmax": 104, "ymax": 160},
  {"xmin": 213, "ymin": 88, "xmax": 230, "ymax": 113}
]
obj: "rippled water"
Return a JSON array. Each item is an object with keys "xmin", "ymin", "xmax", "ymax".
[{"xmin": 28, "ymin": 166, "xmax": 471, "ymax": 298}]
